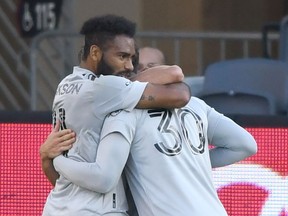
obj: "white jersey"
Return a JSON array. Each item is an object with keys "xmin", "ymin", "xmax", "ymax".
[
  {"xmin": 101, "ymin": 97, "xmax": 228, "ymax": 216},
  {"xmin": 42, "ymin": 66, "xmax": 147, "ymax": 216}
]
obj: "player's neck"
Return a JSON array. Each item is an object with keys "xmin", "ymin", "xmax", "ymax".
[{"xmin": 79, "ymin": 60, "xmax": 97, "ymax": 75}]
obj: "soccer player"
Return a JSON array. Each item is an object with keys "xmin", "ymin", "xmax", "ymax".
[
  {"xmin": 41, "ymin": 15, "xmax": 190, "ymax": 216},
  {"xmin": 53, "ymin": 97, "xmax": 258, "ymax": 216},
  {"xmin": 137, "ymin": 46, "xmax": 165, "ymax": 72}
]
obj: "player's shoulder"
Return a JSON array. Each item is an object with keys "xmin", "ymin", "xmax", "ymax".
[
  {"xmin": 184, "ymin": 97, "xmax": 216, "ymax": 118},
  {"xmin": 98, "ymin": 75, "xmax": 133, "ymax": 86},
  {"xmin": 106, "ymin": 108, "xmax": 139, "ymax": 120},
  {"xmin": 187, "ymin": 97, "xmax": 208, "ymax": 109},
  {"xmin": 107, "ymin": 109, "xmax": 128, "ymax": 118}
]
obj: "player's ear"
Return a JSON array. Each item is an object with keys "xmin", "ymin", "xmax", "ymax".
[{"xmin": 90, "ymin": 45, "xmax": 102, "ymax": 63}]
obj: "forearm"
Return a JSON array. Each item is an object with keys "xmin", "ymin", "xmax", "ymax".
[
  {"xmin": 136, "ymin": 82, "xmax": 191, "ymax": 109},
  {"xmin": 54, "ymin": 132, "xmax": 130, "ymax": 193},
  {"xmin": 54, "ymin": 155, "xmax": 113, "ymax": 193},
  {"xmin": 131, "ymin": 65, "xmax": 184, "ymax": 84},
  {"xmin": 209, "ymin": 147, "xmax": 253, "ymax": 168},
  {"xmin": 41, "ymin": 158, "xmax": 59, "ymax": 186},
  {"xmin": 209, "ymin": 117, "xmax": 257, "ymax": 168},
  {"xmin": 39, "ymin": 122, "xmax": 75, "ymax": 186}
]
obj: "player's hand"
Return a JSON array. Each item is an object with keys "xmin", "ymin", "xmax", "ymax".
[{"xmin": 39, "ymin": 121, "xmax": 76, "ymax": 160}]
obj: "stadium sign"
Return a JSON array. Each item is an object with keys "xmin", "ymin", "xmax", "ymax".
[{"xmin": 18, "ymin": 0, "xmax": 63, "ymax": 37}]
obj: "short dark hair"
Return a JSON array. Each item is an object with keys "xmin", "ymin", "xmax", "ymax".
[{"xmin": 80, "ymin": 14, "xmax": 136, "ymax": 59}]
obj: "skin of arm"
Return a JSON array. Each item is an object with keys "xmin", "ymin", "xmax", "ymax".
[
  {"xmin": 131, "ymin": 65, "xmax": 191, "ymax": 109},
  {"xmin": 130, "ymin": 65, "xmax": 184, "ymax": 84},
  {"xmin": 53, "ymin": 132, "xmax": 130, "ymax": 193},
  {"xmin": 209, "ymin": 117, "xmax": 257, "ymax": 168},
  {"xmin": 39, "ymin": 121, "xmax": 76, "ymax": 185},
  {"xmin": 136, "ymin": 82, "xmax": 191, "ymax": 109}
]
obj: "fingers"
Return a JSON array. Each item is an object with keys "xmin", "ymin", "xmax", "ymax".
[
  {"xmin": 40, "ymin": 127, "xmax": 76, "ymax": 160},
  {"xmin": 60, "ymin": 142, "xmax": 74, "ymax": 152},
  {"xmin": 59, "ymin": 132, "xmax": 76, "ymax": 146},
  {"xmin": 54, "ymin": 128, "xmax": 73, "ymax": 138},
  {"xmin": 53, "ymin": 120, "xmax": 61, "ymax": 132},
  {"xmin": 58, "ymin": 130, "xmax": 76, "ymax": 141},
  {"xmin": 54, "ymin": 132, "xmax": 75, "ymax": 157}
]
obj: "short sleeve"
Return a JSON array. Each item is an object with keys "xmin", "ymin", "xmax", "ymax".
[
  {"xmin": 90, "ymin": 75, "xmax": 148, "ymax": 116},
  {"xmin": 100, "ymin": 110, "xmax": 137, "ymax": 145}
]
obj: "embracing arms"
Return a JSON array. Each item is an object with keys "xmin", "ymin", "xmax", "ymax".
[
  {"xmin": 53, "ymin": 132, "xmax": 130, "ymax": 193},
  {"xmin": 130, "ymin": 65, "xmax": 184, "ymax": 84},
  {"xmin": 40, "ymin": 65, "xmax": 190, "ymax": 186},
  {"xmin": 131, "ymin": 65, "xmax": 191, "ymax": 109}
]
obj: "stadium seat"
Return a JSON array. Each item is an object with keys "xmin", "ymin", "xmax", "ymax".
[
  {"xmin": 200, "ymin": 91, "xmax": 277, "ymax": 115},
  {"xmin": 184, "ymin": 76, "xmax": 205, "ymax": 97},
  {"xmin": 198, "ymin": 58, "xmax": 288, "ymax": 115}
]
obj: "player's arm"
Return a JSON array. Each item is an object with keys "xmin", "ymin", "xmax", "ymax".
[
  {"xmin": 136, "ymin": 82, "xmax": 190, "ymax": 109},
  {"xmin": 209, "ymin": 116, "xmax": 257, "ymax": 168},
  {"xmin": 136, "ymin": 83, "xmax": 191, "ymax": 109},
  {"xmin": 131, "ymin": 65, "xmax": 191, "ymax": 109},
  {"xmin": 39, "ymin": 121, "xmax": 76, "ymax": 185},
  {"xmin": 130, "ymin": 65, "xmax": 184, "ymax": 84},
  {"xmin": 53, "ymin": 132, "xmax": 130, "ymax": 193}
]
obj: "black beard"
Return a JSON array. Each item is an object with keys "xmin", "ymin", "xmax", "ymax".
[
  {"xmin": 97, "ymin": 56, "xmax": 114, "ymax": 76},
  {"xmin": 97, "ymin": 55, "xmax": 131, "ymax": 77}
]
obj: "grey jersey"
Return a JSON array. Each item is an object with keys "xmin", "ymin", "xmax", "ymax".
[
  {"xmin": 42, "ymin": 66, "xmax": 147, "ymax": 216},
  {"xmin": 101, "ymin": 97, "xmax": 228, "ymax": 216}
]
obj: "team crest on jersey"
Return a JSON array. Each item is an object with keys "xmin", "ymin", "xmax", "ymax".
[
  {"xmin": 109, "ymin": 110, "xmax": 123, "ymax": 117},
  {"xmin": 82, "ymin": 73, "xmax": 97, "ymax": 81},
  {"xmin": 87, "ymin": 74, "xmax": 96, "ymax": 80},
  {"xmin": 125, "ymin": 81, "xmax": 132, "ymax": 86}
]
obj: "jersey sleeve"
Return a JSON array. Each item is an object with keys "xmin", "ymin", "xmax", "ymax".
[
  {"xmin": 91, "ymin": 76, "xmax": 147, "ymax": 115},
  {"xmin": 100, "ymin": 110, "xmax": 137, "ymax": 144},
  {"xmin": 53, "ymin": 132, "xmax": 131, "ymax": 193},
  {"xmin": 204, "ymin": 102, "xmax": 258, "ymax": 168}
]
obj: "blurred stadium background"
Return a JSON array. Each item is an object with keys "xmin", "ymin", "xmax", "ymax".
[{"xmin": 1, "ymin": 1, "xmax": 288, "ymax": 215}]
